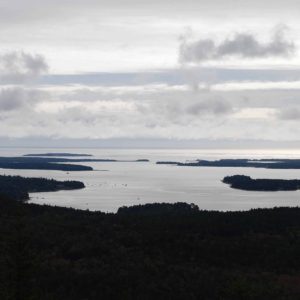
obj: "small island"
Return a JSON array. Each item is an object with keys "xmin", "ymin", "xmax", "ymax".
[
  {"xmin": 223, "ymin": 175, "xmax": 300, "ymax": 191},
  {"xmin": 135, "ymin": 159, "xmax": 150, "ymax": 162},
  {"xmin": 0, "ymin": 175, "xmax": 85, "ymax": 201}
]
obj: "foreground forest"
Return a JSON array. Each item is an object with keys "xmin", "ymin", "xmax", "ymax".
[{"xmin": 1, "ymin": 198, "xmax": 300, "ymax": 299}]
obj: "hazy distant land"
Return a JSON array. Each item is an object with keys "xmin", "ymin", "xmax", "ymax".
[
  {"xmin": 24, "ymin": 153, "xmax": 93, "ymax": 157},
  {"xmin": 157, "ymin": 158, "xmax": 300, "ymax": 169},
  {"xmin": 0, "ymin": 155, "xmax": 150, "ymax": 171}
]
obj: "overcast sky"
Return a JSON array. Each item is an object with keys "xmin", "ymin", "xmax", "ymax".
[{"xmin": 1, "ymin": 0, "xmax": 300, "ymax": 147}]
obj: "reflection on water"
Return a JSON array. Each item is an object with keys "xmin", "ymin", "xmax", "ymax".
[{"xmin": 1, "ymin": 147, "xmax": 300, "ymax": 212}]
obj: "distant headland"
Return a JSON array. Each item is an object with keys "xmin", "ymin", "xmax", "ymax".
[{"xmin": 0, "ymin": 175, "xmax": 85, "ymax": 201}]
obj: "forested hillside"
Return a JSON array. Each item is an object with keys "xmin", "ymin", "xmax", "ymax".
[{"xmin": 1, "ymin": 199, "xmax": 300, "ymax": 299}]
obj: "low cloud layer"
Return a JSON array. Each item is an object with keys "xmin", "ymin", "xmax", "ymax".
[
  {"xmin": 0, "ymin": 51, "xmax": 48, "ymax": 84},
  {"xmin": 1, "ymin": 82, "xmax": 298, "ymax": 141},
  {"xmin": 180, "ymin": 26, "xmax": 295, "ymax": 63}
]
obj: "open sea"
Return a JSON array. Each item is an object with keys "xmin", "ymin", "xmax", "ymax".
[{"xmin": 1, "ymin": 147, "xmax": 300, "ymax": 212}]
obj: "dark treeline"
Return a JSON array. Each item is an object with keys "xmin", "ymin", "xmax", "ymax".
[
  {"xmin": 157, "ymin": 158, "xmax": 300, "ymax": 169},
  {"xmin": 1, "ymin": 199, "xmax": 300, "ymax": 299},
  {"xmin": 118, "ymin": 202, "xmax": 199, "ymax": 215},
  {"xmin": 223, "ymin": 175, "xmax": 300, "ymax": 191},
  {"xmin": 0, "ymin": 175, "xmax": 85, "ymax": 201}
]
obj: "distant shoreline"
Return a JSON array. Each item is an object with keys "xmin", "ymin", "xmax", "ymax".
[
  {"xmin": 157, "ymin": 158, "xmax": 300, "ymax": 170},
  {"xmin": 24, "ymin": 153, "xmax": 93, "ymax": 157},
  {"xmin": 0, "ymin": 155, "xmax": 150, "ymax": 172}
]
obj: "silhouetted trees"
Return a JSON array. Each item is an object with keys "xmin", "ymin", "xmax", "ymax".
[{"xmin": 0, "ymin": 199, "xmax": 300, "ymax": 299}]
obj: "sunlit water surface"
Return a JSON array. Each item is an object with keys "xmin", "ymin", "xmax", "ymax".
[{"xmin": 1, "ymin": 148, "xmax": 300, "ymax": 212}]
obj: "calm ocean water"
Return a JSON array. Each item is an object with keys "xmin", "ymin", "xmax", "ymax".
[{"xmin": 1, "ymin": 147, "xmax": 300, "ymax": 212}]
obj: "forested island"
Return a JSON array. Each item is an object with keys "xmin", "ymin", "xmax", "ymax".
[
  {"xmin": 0, "ymin": 175, "xmax": 85, "ymax": 201},
  {"xmin": 157, "ymin": 158, "xmax": 300, "ymax": 169},
  {"xmin": 1, "ymin": 199, "xmax": 300, "ymax": 299},
  {"xmin": 223, "ymin": 175, "xmax": 300, "ymax": 191}
]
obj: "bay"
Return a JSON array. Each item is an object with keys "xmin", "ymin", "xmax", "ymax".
[{"xmin": 1, "ymin": 147, "xmax": 300, "ymax": 212}]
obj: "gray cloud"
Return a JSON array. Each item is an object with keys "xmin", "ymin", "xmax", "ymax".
[
  {"xmin": 186, "ymin": 97, "xmax": 232, "ymax": 116},
  {"xmin": 134, "ymin": 91, "xmax": 233, "ymax": 130},
  {"xmin": 277, "ymin": 107, "xmax": 300, "ymax": 120},
  {"xmin": 0, "ymin": 87, "xmax": 45, "ymax": 112},
  {"xmin": 0, "ymin": 51, "xmax": 48, "ymax": 84},
  {"xmin": 0, "ymin": 88, "xmax": 26, "ymax": 111},
  {"xmin": 180, "ymin": 26, "xmax": 295, "ymax": 63}
]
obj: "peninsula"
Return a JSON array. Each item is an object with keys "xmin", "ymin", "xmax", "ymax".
[{"xmin": 0, "ymin": 175, "xmax": 85, "ymax": 201}]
